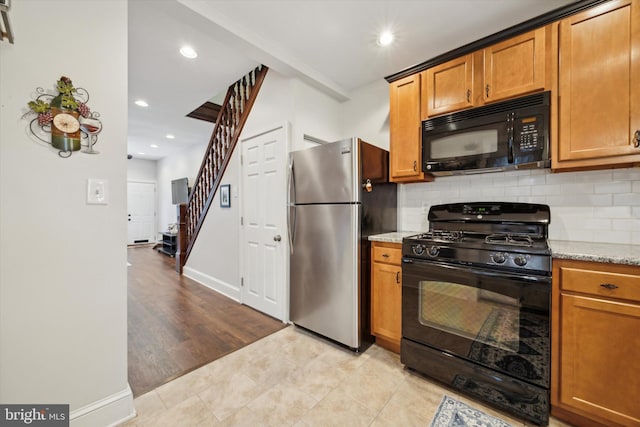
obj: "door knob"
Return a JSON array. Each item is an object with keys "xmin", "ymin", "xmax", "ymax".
[{"xmin": 274, "ymin": 235, "xmax": 282, "ymax": 242}]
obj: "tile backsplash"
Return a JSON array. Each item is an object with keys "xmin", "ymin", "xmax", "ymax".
[{"xmin": 398, "ymin": 167, "xmax": 640, "ymax": 245}]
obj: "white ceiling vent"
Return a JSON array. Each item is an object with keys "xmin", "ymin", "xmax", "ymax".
[{"xmin": 0, "ymin": 0, "xmax": 14, "ymax": 44}]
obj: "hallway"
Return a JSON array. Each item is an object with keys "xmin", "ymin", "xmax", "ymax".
[{"xmin": 127, "ymin": 245, "xmax": 286, "ymax": 396}]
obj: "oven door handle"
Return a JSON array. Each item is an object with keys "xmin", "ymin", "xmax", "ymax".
[{"xmin": 402, "ymin": 257, "xmax": 551, "ymax": 284}]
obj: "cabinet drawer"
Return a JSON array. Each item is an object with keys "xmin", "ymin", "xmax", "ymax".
[
  {"xmin": 559, "ymin": 264, "xmax": 640, "ymax": 302},
  {"xmin": 372, "ymin": 245, "xmax": 402, "ymax": 265}
]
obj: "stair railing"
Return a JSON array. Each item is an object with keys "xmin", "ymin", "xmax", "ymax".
[{"xmin": 177, "ymin": 65, "xmax": 268, "ymax": 272}]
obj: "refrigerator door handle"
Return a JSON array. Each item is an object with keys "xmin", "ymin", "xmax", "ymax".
[{"xmin": 287, "ymin": 158, "xmax": 296, "ymax": 254}]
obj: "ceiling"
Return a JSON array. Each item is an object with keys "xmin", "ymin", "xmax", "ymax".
[{"xmin": 128, "ymin": 0, "xmax": 576, "ymax": 161}]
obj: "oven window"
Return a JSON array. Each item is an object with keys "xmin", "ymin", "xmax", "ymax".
[
  {"xmin": 419, "ymin": 281, "xmax": 520, "ymax": 353},
  {"xmin": 429, "ymin": 129, "xmax": 498, "ymax": 159}
]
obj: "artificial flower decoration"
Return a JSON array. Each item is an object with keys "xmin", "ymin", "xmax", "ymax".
[{"xmin": 24, "ymin": 76, "xmax": 102, "ymax": 157}]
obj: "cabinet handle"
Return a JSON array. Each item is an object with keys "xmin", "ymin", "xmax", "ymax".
[
  {"xmin": 396, "ymin": 271, "xmax": 400, "ymax": 284},
  {"xmin": 413, "ymin": 160, "xmax": 417, "ymax": 172},
  {"xmin": 634, "ymin": 130, "xmax": 640, "ymax": 148},
  {"xmin": 600, "ymin": 283, "xmax": 619, "ymax": 290},
  {"xmin": 466, "ymin": 89, "xmax": 471, "ymax": 103},
  {"xmin": 382, "ymin": 253, "xmax": 390, "ymax": 258},
  {"xmin": 485, "ymin": 84, "xmax": 490, "ymax": 98}
]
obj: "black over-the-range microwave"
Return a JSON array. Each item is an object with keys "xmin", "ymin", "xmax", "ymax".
[{"xmin": 422, "ymin": 91, "xmax": 550, "ymax": 176}]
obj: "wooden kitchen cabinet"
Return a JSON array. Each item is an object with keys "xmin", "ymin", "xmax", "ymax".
[
  {"xmin": 424, "ymin": 54, "xmax": 475, "ymax": 117},
  {"xmin": 423, "ymin": 27, "xmax": 548, "ymax": 118},
  {"xmin": 551, "ymin": 259, "xmax": 640, "ymax": 426},
  {"xmin": 389, "ymin": 74, "xmax": 430, "ymax": 182},
  {"xmin": 371, "ymin": 241, "xmax": 402, "ymax": 353},
  {"xmin": 554, "ymin": 0, "xmax": 640, "ymax": 170},
  {"xmin": 483, "ymin": 27, "xmax": 547, "ymax": 103}
]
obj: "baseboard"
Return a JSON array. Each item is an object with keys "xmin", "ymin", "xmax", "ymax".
[
  {"xmin": 70, "ymin": 384, "xmax": 135, "ymax": 427},
  {"xmin": 182, "ymin": 266, "xmax": 240, "ymax": 301}
]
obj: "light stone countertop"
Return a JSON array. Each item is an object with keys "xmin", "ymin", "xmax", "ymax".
[
  {"xmin": 368, "ymin": 231, "xmax": 418, "ymax": 243},
  {"xmin": 368, "ymin": 233, "xmax": 640, "ymax": 266},
  {"xmin": 549, "ymin": 240, "xmax": 640, "ymax": 266}
]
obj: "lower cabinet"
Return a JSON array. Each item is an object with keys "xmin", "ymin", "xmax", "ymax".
[
  {"xmin": 370, "ymin": 241, "xmax": 402, "ymax": 353},
  {"xmin": 551, "ymin": 259, "xmax": 640, "ymax": 426}
]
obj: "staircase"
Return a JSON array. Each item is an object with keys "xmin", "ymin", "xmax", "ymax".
[{"xmin": 177, "ymin": 65, "xmax": 268, "ymax": 272}]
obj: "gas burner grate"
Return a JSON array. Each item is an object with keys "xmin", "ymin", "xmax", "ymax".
[{"xmin": 485, "ymin": 233, "xmax": 534, "ymax": 247}]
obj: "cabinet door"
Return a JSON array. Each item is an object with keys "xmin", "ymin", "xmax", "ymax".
[
  {"xmin": 425, "ymin": 54, "xmax": 474, "ymax": 116},
  {"xmin": 483, "ymin": 27, "xmax": 546, "ymax": 102},
  {"xmin": 558, "ymin": 0, "xmax": 640, "ymax": 164},
  {"xmin": 389, "ymin": 74, "xmax": 423, "ymax": 181},
  {"xmin": 558, "ymin": 293, "xmax": 640, "ymax": 426},
  {"xmin": 371, "ymin": 261, "xmax": 402, "ymax": 349}
]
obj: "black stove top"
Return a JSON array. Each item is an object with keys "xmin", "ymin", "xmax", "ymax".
[{"xmin": 403, "ymin": 202, "xmax": 551, "ymax": 274}]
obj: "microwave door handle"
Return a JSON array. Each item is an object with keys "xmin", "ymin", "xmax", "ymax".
[{"xmin": 507, "ymin": 112, "xmax": 515, "ymax": 164}]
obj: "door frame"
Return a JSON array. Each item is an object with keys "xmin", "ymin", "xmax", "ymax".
[
  {"xmin": 239, "ymin": 121, "xmax": 290, "ymax": 323},
  {"xmin": 126, "ymin": 179, "xmax": 157, "ymax": 245}
]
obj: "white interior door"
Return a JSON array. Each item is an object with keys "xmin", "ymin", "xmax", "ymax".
[
  {"xmin": 127, "ymin": 181, "xmax": 156, "ymax": 244},
  {"xmin": 241, "ymin": 124, "xmax": 288, "ymax": 321}
]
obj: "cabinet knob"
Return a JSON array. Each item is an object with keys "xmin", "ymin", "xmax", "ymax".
[
  {"xmin": 382, "ymin": 253, "xmax": 390, "ymax": 258},
  {"xmin": 634, "ymin": 130, "xmax": 640, "ymax": 148},
  {"xmin": 273, "ymin": 235, "xmax": 282, "ymax": 242},
  {"xmin": 396, "ymin": 271, "xmax": 400, "ymax": 284},
  {"xmin": 600, "ymin": 283, "xmax": 618, "ymax": 290},
  {"xmin": 485, "ymin": 84, "xmax": 490, "ymax": 98},
  {"xmin": 466, "ymin": 89, "xmax": 471, "ymax": 103},
  {"xmin": 413, "ymin": 160, "xmax": 417, "ymax": 172}
]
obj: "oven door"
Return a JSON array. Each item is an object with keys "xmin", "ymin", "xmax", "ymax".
[{"xmin": 402, "ymin": 257, "xmax": 550, "ymax": 388}]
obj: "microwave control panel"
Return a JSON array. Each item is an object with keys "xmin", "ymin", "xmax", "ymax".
[{"xmin": 517, "ymin": 115, "xmax": 543, "ymax": 152}]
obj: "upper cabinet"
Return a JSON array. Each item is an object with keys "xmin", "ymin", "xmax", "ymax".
[
  {"xmin": 554, "ymin": 0, "xmax": 640, "ymax": 169},
  {"xmin": 423, "ymin": 28, "xmax": 549, "ymax": 118},
  {"xmin": 483, "ymin": 27, "xmax": 547, "ymax": 103},
  {"xmin": 423, "ymin": 54, "xmax": 475, "ymax": 117},
  {"xmin": 389, "ymin": 73, "xmax": 430, "ymax": 182}
]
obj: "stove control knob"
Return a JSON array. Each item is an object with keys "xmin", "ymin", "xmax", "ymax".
[
  {"xmin": 514, "ymin": 255, "xmax": 528, "ymax": 266},
  {"xmin": 412, "ymin": 245, "xmax": 425, "ymax": 256},
  {"xmin": 491, "ymin": 253, "xmax": 507, "ymax": 264},
  {"xmin": 428, "ymin": 246, "xmax": 439, "ymax": 257}
]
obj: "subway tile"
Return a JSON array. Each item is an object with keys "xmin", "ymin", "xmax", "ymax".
[
  {"xmin": 518, "ymin": 174, "xmax": 546, "ymax": 186},
  {"xmin": 612, "ymin": 218, "xmax": 640, "ymax": 231},
  {"xmin": 590, "ymin": 230, "xmax": 631, "ymax": 244},
  {"xmin": 614, "ymin": 192, "xmax": 640, "ymax": 206},
  {"xmin": 594, "ymin": 181, "xmax": 631, "ymax": 194},
  {"xmin": 531, "ymin": 184, "xmax": 562, "ymax": 196},
  {"xmin": 545, "ymin": 172, "xmax": 577, "ymax": 185},
  {"xmin": 560, "ymin": 182, "xmax": 595, "ymax": 195},
  {"xmin": 573, "ymin": 169, "xmax": 613, "ymax": 183},
  {"xmin": 504, "ymin": 186, "xmax": 528, "ymax": 197},
  {"xmin": 593, "ymin": 206, "xmax": 631, "ymax": 218},
  {"xmin": 613, "ymin": 167, "xmax": 640, "ymax": 181}
]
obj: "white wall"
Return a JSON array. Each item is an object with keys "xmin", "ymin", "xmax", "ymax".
[
  {"xmin": 341, "ymin": 79, "xmax": 390, "ymax": 150},
  {"xmin": 0, "ymin": 1, "xmax": 132, "ymax": 426},
  {"xmin": 156, "ymin": 142, "xmax": 207, "ymax": 234},
  {"xmin": 127, "ymin": 158, "xmax": 157, "ymax": 182}
]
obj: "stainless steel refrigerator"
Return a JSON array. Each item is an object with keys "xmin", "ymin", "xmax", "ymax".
[{"xmin": 288, "ymin": 137, "xmax": 397, "ymax": 350}]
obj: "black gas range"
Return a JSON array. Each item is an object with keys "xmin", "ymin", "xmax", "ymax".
[
  {"xmin": 403, "ymin": 202, "xmax": 551, "ymax": 274},
  {"xmin": 401, "ymin": 202, "xmax": 552, "ymax": 425}
]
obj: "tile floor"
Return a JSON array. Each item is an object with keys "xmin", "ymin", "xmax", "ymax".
[{"xmin": 122, "ymin": 326, "xmax": 574, "ymax": 427}]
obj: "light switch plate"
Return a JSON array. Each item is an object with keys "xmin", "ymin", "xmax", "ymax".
[{"xmin": 87, "ymin": 179, "xmax": 108, "ymax": 205}]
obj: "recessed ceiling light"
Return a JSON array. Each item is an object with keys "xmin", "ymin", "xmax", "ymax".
[
  {"xmin": 179, "ymin": 45, "xmax": 198, "ymax": 59},
  {"xmin": 165, "ymin": 134, "xmax": 175, "ymax": 139},
  {"xmin": 377, "ymin": 30, "xmax": 394, "ymax": 47},
  {"xmin": 150, "ymin": 144, "xmax": 159, "ymax": 148},
  {"xmin": 134, "ymin": 100, "xmax": 149, "ymax": 107}
]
